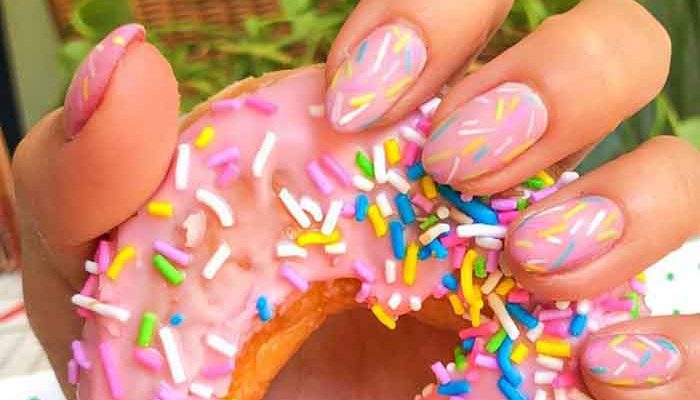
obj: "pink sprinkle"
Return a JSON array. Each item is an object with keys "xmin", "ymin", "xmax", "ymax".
[
  {"xmin": 154, "ymin": 240, "xmax": 192, "ymax": 266},
  {"xmin": 491, "ymin": 198, "xmax": 517, "ymax": 211},
  {"xmin": 320, "ymin": 153, "xmax": 351, "ymax": 187},
  {"xmin": 355, "ymin": 283, "xmax": 372, "ymax": 303},
  {"xmin": 133, "ymin": 347, "xmax": 164, "ymax": 372},
  {"xmin": 464, "ymin": 369, "xmax": 479, "ymax": 382},
  {"xmin": 630, "ymin": 279, "xmax": 647, "ymax": 294},
  {"xmin": 459, "ymin": 321, "xmax": 499, "ymax": 339},
  {"xmin": 469, "ymin": 338, "xmax": 485, "ymax": 364},
  {"xmin": 599, "ymin": 297, "xmax": 634, "ymax": 312},
  {"xmin": 431, "ymin": 362, "xmax": 450, "ymax": 384},
  {"xmin": 538, "ymin": 308, "xmax": 573, "ymax": 321},
  {"xmin": 460, "ymin": 193, "xmax": 473, "ymax": 202},
  {"xmin": 280, "ymin": 263, "xmax": 309, "ymax": 292},
  {"xmin": 402, "ymin": 141, "xmax": 421, "ymax": 166},
  {"xmin": 498, "ymin": 211, "xmax": 520, "ymax": 225},
  {"xmin": 552, "ymin": 371, "xmax": 577, "ymax": 389},
  {"xmin": 486, "ymin": 250, "xmax": 499, "ymax": 273},
  {"xmin": 67, "ymin": 359, "xmax": 79, "ymax": 385},
  {"xmin": 452, "ymin": 245, "xmax": 466, "ymax": 269},
  {"xmin": 411, "ymin": 193, "xmax": 434, "ymax": 213},
  {"xmin": 530, "ymin": 186, "xmax": 558, "ymax": 203},
  {"xmin": 306, "ymin": 160, "xmax": 335, "ymax": 195},
  {"xmin": 211, "ymin": 98, "xmax": 243, "ymax": 113},
  {"xmin": 543, "ymin": 320, "xmax": 571, "ymax": 338},
  {"xmin": 207, "ymin": 147, "xmax": 240, "ymax": 168},
  {"xmin": 351, "ymin": 260, "xmax": 375, "ymax": 283},
  {"xmin": 97, "ymin": 240, "xmax": 111, "ymax": 272},
  {"xmin": 71, "ymin": 340, "xmax": 91, "ymax": 369},
  {"xmin": 341, "ymin": 202, "xmax": 355, "ymax": 218},
  {"xmin": 99, "ymin": 342, "xmax": 125, "ymax": 399},
  {"xmin": 245, "ymin": 96, "xmax": 278, "ymax": 115},
  {"xmin": 201, "ymin": 360, "xmax": 235, "ymax": 379},
  {"xmin": 432, "ymin": 283, "xmax": 449, "ymax": 299},
  {"xmin": 416, "ymin": 115, "xmax": 432, "ymax": 134},
  {"xmin": 216, "ymin": 163, "xmax": 241, "ymax": 187},
  {"xmin": 440, "ymin": 232, "xmax": 468, "ymax": 248},
  {"xmin": 474, "ymin": 354, "xmax": 499, "ymax": 370},
  {"xmin": 507, "ymin": 290, "xmax": 530, "ymax": 304},
  {"xmin": 449, "ymin": 397, "xmax": 464, "ymax": 400},
  {"xmin": 157, "ymin": 382, "xmax": 187, "ymax": 400},
  {"xmin": 77, "ymin": 308, "xmax": 93, "ymax": 319},
  {"xmin": 80, "ymin": 274, "xmax": 99, "ymax": 296}
]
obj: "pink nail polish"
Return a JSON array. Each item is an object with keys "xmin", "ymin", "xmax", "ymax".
[
  {"xmin": 583, "ymin": 334, "xmax": 682, "ymax": 387},
  {"xmin": 508, "ymin": 196, "xmax": 624, "ymax": 274},
  {"xmin": 63, "ymin": 24, "xmax": 145, "ymax": 139},
  {"xmin": 326, "ymin": 23, "xmax": 427, "ymax": 132},
  {"xmin": 422, "ymin": 83, "xmax": 547, "ymax": 184}
]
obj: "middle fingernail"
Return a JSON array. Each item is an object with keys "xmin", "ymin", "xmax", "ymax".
[
  {"xmin": 508, "ymin": 195, "xmax": 624, "ymax": 274},
  {"xmin": 326, "ymin": 22, "xmax": 427, "ymax": 132}
]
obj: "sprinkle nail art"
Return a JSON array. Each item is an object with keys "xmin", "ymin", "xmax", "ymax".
[
  {"xmin": 64, "ymin": 24, "xmax": 145, "ymax": 139},
  {"xmin": 508, "ymin": 196, "xmax": 624, "ymax": 273},
  {"xmin": 583, "ymin": 334, "xmax": 682, "ymax": 387},
  {"xmin": 422, "ymin": 83, "xmax": 547, "ymax": 184},
  {"xmin": 326, "ymin": 23, "xmax": 427, "ymax": 132}
]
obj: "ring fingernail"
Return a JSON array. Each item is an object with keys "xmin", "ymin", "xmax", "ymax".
[
  {"xmin": 508, "ymin": 195, "xmax": 624, "ymax": 273},
  {"xmin": 326, "ymin": 22, "xmax": 427, "ymax": 132},
  {"xmin": 423, "ymin": 83, "xmax": 547, "ymax": 184},
  {"xmin": 583, "ymin": 334, "xmax": 682, "ymax": 387}
]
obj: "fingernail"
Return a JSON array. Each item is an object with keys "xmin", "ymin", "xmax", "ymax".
[
  {"xmin": 583, "ymin": 334, "xmax": 682, "ymax": 387},
  {"xmin": 326, "ymin": 22, "xmax": 427, "ymax": 132},
  {"xmin": 422, "ymin": 83, "xmax": 547, "ymax": 184},
  {"xmin": 64, "ymin": 24, "xmax": 145, "ymax": 139},
  {"xmin": 508, "ymin": 195, "xmax": 624, "ymax": 273}
]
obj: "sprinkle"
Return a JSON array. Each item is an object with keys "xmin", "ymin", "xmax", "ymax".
[
  {"xmin": 544, "ymin": 320, "xmax": 571, "ymax": 338},
  {"xmin": 475, "ymin": 353, "xmax": 499, "ymax": 369},
  {"xmin": 389, "ymin": 221, "xmax": 406, "ymax": 259},
  {"xmin": 553, "ymin": 372, "xmax": 576, "ymax": 389},
  {"xmin": 420, "ymin": 176, "xmax": 438, "ymax": 199},
  {"xmin": 367, "ymin": 205, "xmax": 388, "ymax": 237},
  {"xmin": 211, "ymin": 98, "xmax": 243, "ymax": 112},
  {"xmin": 375, "ymin": 192, "xmax": 394, "ymax": 217},
  {"xmin": 536, "ymin": 339, "xmax": 571, "ymax": 358},
  {"xmin": 420, "ymin": 97, "xmax": 442, "ymax": 116},
  {"xmin": 386, "ymin": 170, "xmax": 410, "ymax": 194},
  {"xmin": 412, "ymin": 193, "xmax": 434, "ymax": 213},
  {"xmin": 396, "ymin": 194, "xmax": 416, "ymax": 224},
  {"xmin": 319, "ymin": 200, "xmax": 343, "ymax": 236},
  {"xmin": 460, "ymin": 249, "xmax": 477, "ymax": 303},
  {"xmin": 409, "ymin": 296, "xmax": 422, "ymax": 311},
  {"xmin": 71, "ymin": 340, "xmax": 91, "ymax": 369},
  {"xmin": 506, "ymin": 303, "xmax": 540, "ymax": 329},
  {"xmin": 188, "ymin": 383, "xmax": 213, "ymax": 399},
  {"xmin": 196, "ymin": 189, "xmax": 234, "ymax": 227},
  {"xmin": 251, "ymin": 131, "xmax": 277, "ymax": 178},
  {"xmin": 526, "ymin": 322, "xmax": 545, "ymax": 342},
  {"xmin": 201, "ymin": 360, "xmax": 235, "ymax": 379},
  {"xmin": 450, "ymin": 208, "xmax": 474, "ymax": 224},
  {"xmin": 430, "ymin": 240, "xmax": 449, "ymax": 259},
  {"xmin": 486, "ymin": 329, "xmax": 508, "ymax": 353},
  {"xmin": 355, "ymin": 194, "xmax": 370, "ymax": 221},
  {"xmin": 339, "ymin": 103, "xmax": 371, "ymax": 126},
  {"xmin": 417, "ymin": 223, "xmax": 449, "ymax": 246},
  {"xmin": 459, "ymin": 321, "xmax": 499, "ymax": 339},
  {"xmin": 403, "ymin": 242, "xmax": 419, "ymax": 286},
  {"xmin": 476, "ymin": 237, "xmax": 503, "ymax": 250},
  {"xmin": 457, "ymin": 223, "xmax": 507, "ymax": 238},
  {"xmin": 437, "ymin": 380, "xmax": 471, "ymax": 396},
  {"xmin": 419, "ymin": 215, "xmax": 439, "ymax": 231},
  {"xmin": 568, "ymin": 388, "xmax": 594, "ymax": 400},
  {"xmin": 371, "ymin": 303, "xmax": 396, "ymax": 330},
  {"xmin": 305, "ymin": 161, "xmax": 335, "ymax": 195},
  {"xmin": 298, "ymin": 196, "xmax": 323, "ymax": 222},
  {"xmin": 308, "ymin": 104, "xmax": 325, "ymax": 117},
  {"xmin": 137, "ymin": 313, "xmax": 158, "ymax": 347},
  {"xmin": 245, "ymin": 96, "xmax": 277, "ymax": 115},
  {"xmin": 400, "ymin": 125, "xmax": 426, "ymax": 145},
  {"xmin": 384, "ymin": 260, "xmax": 398, "ymax": 284},
  {"xmin": 152, "ymin": 254, "xmax": 185, "ymax": 285},
  {"xmin": 201, "ymin": 242, "xmax": 232, "ymax": 280},
  {"xmin": 355, "ymin": 150, "xmax": 375, "ymax": 179},
  {"xmin": 276, "ymin": 241, "xmax": 308, "ymax": 258},
  {"xmin": 491, "ymin": 198, "xmax": 518, "ymax": 211},
  {"xmin": 175, "ymin": 144, "xmax": 191, "ymax": 190},
  {"xmin": 436, "ymin": 206, "xmax": 450, "ymax": 220},
  {"xmin": 279, "ymin": 263, "xmax": 309, "ymax": 292},
  {"xmin": 495, "ymin": 278, "xmax": 516, "ymax": 296},
  {"xmin": 278, "ymin": 188, "xmax": 312, "ymax": 228},
  {"xmin": 507, "ymin": 290, "xmax": 530, "ymax": 304},
  {"xmin": 370, "ymin": 144, "xmax": 388, "ymax": 184},
  {"xmin": 256, "ymin": 296, "xmax": 274, "ymax": 322},
  {"xmin": 387, "ymin": 293, "xmax": 403, "ymax": 310},
  {"xmin": 534, "ymin": 390, "xmax": 549, "ymax": 400},
  {"xmin": 154, "ymin": 241, "xmax": 191, "ymax": 266},
  {"xmin": 207, "ymin": 147, "xmax": 240, "ymax": 168},
  {"xmin": 194, "ymin": 126, "xmax": 216, "ymax": 149},
  {"xmin": 296, "ymin": 230, "xmax": 341, "ymax": 246},
  {"xmin": 498, "ymin": 337, "xmax": 523, "ymax": 386},
  {"xmin": 133, "ymin": 347, "xmax": 163, "ymax": 372},
  {"xmin": 205, "ymin": 334, "xmax": 237, "ymax": 358},
  {"xmin": 442, "ymin": 273, "xmax": 458, "ymax": 291},
  {"xmin": 536, "ymin": 354, "xmax": 565, "ymax": 371},
  {"xmin": 84, "ymin": 260, "xmax": 99, "ymax": 274},
  {"xmin": 511, "ymin": 342, "xmax": 529, "ymax": 364},
  {"xmin": 183, "ymin": 211, "xmax": 206, "ymax": 248},
  {"xmin": 402, "ymin": 141, "xmax": 421, "ymax": 166},
  {"xmin": 355, "ymin": 282, "xmax": 372, "ymax": 303},
  {"xmin": 320, "ymin": 154, "xmax": 351, "ymax": 187},
  {"xmin": 353, "ymin": 174, "xmax": 375, "ymax": 192},
  {"xmin": 350, "ymin": 260, "xmax": 375, "ymax": 283},
  {"xmin": 169, "ymin": 313, "xmax": 184, "ymax": 326},
  {"xmin": 474, "ymin": 256, "xmax": 487, "ymax": 278},
  {"xmin": 539, "ymin": 308, "xmax": 574, "ymax": 321},
  {"xmin": 536, "ymin": 170, "xmax": 556, "ymax": 186},
  {"xmin": 384, "ymin": 139, "xmax": 401, "ymax": 165},
  {"xmin": 99, "ymin": 342, "xmax": 124, "ymax": 398},
  {"xmin": 448, "ymin": 293, "xmax": 465, "ymax": 315},
  {"xmin": 71, "ymin": 294, "xmax": 130, "ymax": 322},
  {"xmin": 569, "ymin": 314, "xmax": 588, "ymax": 337},
  {"xmin": 106, "ymin": 246, "xmax": 136, "ymax": 280},
  {"xmin": 534, "ymin": 370, "xmax": 557, "ymax": 385},
  {"xmin": 498, "ymin": 376, "xmax": 527, "ymax": 400},
  {"xmin": 481, "ymin": 270, "xmax": 503, "ymax": 295},
  {"xmin": 95, "ymin": 240, "xmax": 111, "ymax": 272},
  {"xmin": 324, "ymin": 242, "xmax": 347, "ymax": 255},
  {"xmin": 437, "ymin": 185, "xmax": 498, "ymax": 225},
  {"xmin": 431, "ymin": 362, "xmax": 450, "ymax": 384},
  {"xmin": 68, "ymin": 359, "xmax": 79, "ymax": 385},
  {"xmin": 489, "ymin": 293, "xmax": 520, "ymax": 340}
]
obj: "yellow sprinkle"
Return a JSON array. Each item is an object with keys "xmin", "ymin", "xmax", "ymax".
[
  {"xmin": 609, "ymin": 334, "xmax": 627, "ymax": 348},
  {"xmin": 494, "ymin": 278, "xmax": 515, "ymax": 296},
  {"xmin": 511, "ymin": 342, "xmax": 529, "ymax": 364},
  {"xmin": 610, "ymin": 379, "xmax": 635, "ymax": 387},
  {"xmin": 424, "ymin": 149, "xmax": 454, "ymax": 165},
  {"xmin": 371, "ymin": 303, "xmax": 396, "ymax": 330},
  {"xmin": 460, "ymin": 250, "xmax": 477, "ymax": 303},
  {"xmin": 469, "ymin": 285, "xmax": 483, "ymax": 327},
  {"xmin": 420, "ymin": 176, "xmax": 438, "ymax": 199},
  {"xmin": 393, "ymin": 33, "xmax": 412, "ymax": 53},
  {"xmin": 296, "ymin": 230, "xmax": 341, "ymax": 246},
  {"xmin": 538, "ymin": 223, "xmax": 568, "ymax": 238},
  {"xmin": 448, "ymin": 294, "xmax": 465, "ymax": 316},
  {"xmin": 646, "ymin": 377, "xmax": 663, "ymax": 385},
  {"xmin": 461, "ymin": 137, "xmax": 487, "ymax": 156},
  {"xmin": 515, "ymin": 240, "xmax": 534, "ymax": 248},
  {"xmin": 535, "ymin": 170, "xmax": 555, "ymax": 187},
  {"xmin": 384, "ymin": 139, "xmax": 401, "ymax": 165},
  {"xmin": 194, "ymin": 126, "xmax": 216, "ymax": 149},
  {"xmin": 536, "ymin": 339, "xmax": 571, "ymax": 358},
  {"xmin": 391, "ymin": 26, "xmax": 402, "ymax": 36},
  {"xmin": 385, "ymin": 77, "xmax": 413, "ymax": 99},
  {"xmin": 596, "ymin": 230, "xmax": 618, "ymax": 242},
  {"xmin": 367, "ymin": 205, "xmax": 387, "ymax": 237},
  {"xmin": 502, "ymin": 139, "xmax": 535, "ymax": 162},
  {"xmin": 330, "ymin": 67, "xmax": 343, "ymax": 89},
  {"xmin": 603, "ymin": 213, "xmax": 618, "ymax": 228},
  {"xmin": 564, "ymin": 203, "xmax": 587, "ymax": 220},
  {"xmin": 636, "ymin": 272, "xmax": 647, "ymax": 283},
  {"xmin": 631, "ymin": 341, "xmax": 647, "ymax": 350},
  {"xmin": 147, "ymin": 201, "xmax": 174, "ymax": 218},
  {"xmin": 403, "ymin": 242, "xmax": 419, "ymax": 286},
  {"xmin": 524, "ymin": 264, "xmax": 547, "ymax": 273},
  {"xmin": 345, "ymin": 60, "xmax": 353, "ymax": 78},
  {"xmin": 349, "ymin": 93, "xmax": 376, "ymax": 108},
  {"xmin": 82, "ymin": 77, "xmax": 89, "ymax": 102},
  {"xmin": 112, "ymin": 35, "xmax": 126, "ymax": 46},
  {"xmin": 495, "ymin": 98, "xmax": 505, "ymax": 121},
  {"xmin": 509, "ymin": 96, "xmax": 521, "ymax": 112},
  {"xmin": 106, "ymin": 246, "xmax": 136, "ymax": 280}
]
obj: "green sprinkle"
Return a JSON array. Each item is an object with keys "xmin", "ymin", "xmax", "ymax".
[
  {"xmin": 454, "ymin": 346, "xmax": 467, "ymax": 371},
  {"xmin": 153, "ymin": 254, "xmax": 185, "ymax": 285},
  {"xmin": 524, "ymin": 178, "xmax": 545, "ymax": 190},
  {"xmin": 673, "ymin": 309, "xmax": 681, "ymax": 315},
  {"xmin": 355, "ymin": 151, "xmax": 375, "ymax": 179},
  {"xmin": 419, "ymin": 215, "xmax": 439, "ymax": 230},
  {"xmin": 474, "ymin": 256, "xmax": 487, "ymax": 278},
  {"xmin": 486, "ymin": 329, "xmax": 507, "ymax": 353},
  {"xmin": 665, "ymin": 272, "xmax": 675, "ymax": 281},
  {"xmin": 137, "ymin": 312, "xmax": 158, "ymax": 347},
  {"xmin": 627, "ymin": 292, "xmax": 640, "ymax": 319},
  {"xmin": 516, "ymin": 198, "xmax": 529, "ymax": 211}
]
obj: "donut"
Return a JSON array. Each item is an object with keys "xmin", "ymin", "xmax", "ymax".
[{"xmin": 66, "ymin": 60, "xmax": 654, "ymax": 400}]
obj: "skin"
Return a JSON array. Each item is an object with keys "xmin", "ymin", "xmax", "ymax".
[{"xmin": 10, "ymin": 0, "xmax": 700, "ymax": 399}]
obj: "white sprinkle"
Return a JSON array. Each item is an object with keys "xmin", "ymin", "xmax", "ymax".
[
  {"xmin": 387, "ymin": 293, "xmax": 402, "ymax": 310},
  {"xmin": 487, "ymin": 293, "xmax": 519, "ymax": 340},
  {"xmin": 436, "ymin": 206, "xmax": 450, "ymax": 220},
  {"xmin": 555, "ymin": 301, "xmax": 571, "ymax": 310},
  {"xmin": 386, "ymin": 170, "xmax": 410, "ymax": 194},
  {"xmin": 419, "ymin": 97, "xmax": 442, "ymax": 117},
  {"xmin": 576, "ymin": 299, "xmax": 592, "ymax": 315},
  {"xmin": 352, "ymin": 175, "xmax": 375, "ymax": 192},
  {"xmin": 636, "ymin": 335, "xmax": 662, "ymax": 351},
  {"xmin": 160, "ymin": 327, "xmax": 186, "ymax": 384},
  {"xmin": 558, "ymin": 171, "xmax": 580, "ymax": 186},
  {"xmin": 586, "ymin": 210, "xmax": 607, "ymax": 237},
  {"xmin": 458, "ymin": 127, "xmax": 497, "ymax": 136},
  {"xmin": 71, "ymin": 294, "xmax": 130, "ymax": 322},
  {"xmin": 534, "ymin": 370, "xmax": 557, "ymax": 385},
  {"xmin": 321, "ymin": 200, "xmax": 344, "ymax": 235},
  {"xmin": 400, "ymin": 126, "xmax": 426, "ymax": 145},
  {"xmin": 384, "ymin": 260, "xmax": 397, "ymax": 284},
  {"xmin": 183, "ymin": 211, "xmax": 207, "ymax": 248},
  {"xmin": 480, "ymin": 270, "xmax": 503, "ymax": 295},
  {"xmin": 276, "ymin": 241, "xmax": 308, "ymax": 258},
  {"xmin": 546, "ymin": 236, "xmax": 563, "ymax": 245},
  {"xmin": 534, "ymin": 389, "xmax": 549, "ymax": 400},
  {"xmin": 201, "ymin": 242, "xmax": 232, "ymax": 280},
  {"xmin": 419, "ymin": 223, "xmax": 450, "ymax": 245},
  {"xmin": 372, "ymin": 145, "xmax": 388, "ymax": 184},
  {"xmin": 205, "ymin": 334, "xmax": 238, "ymax": 358},
  {"xmin": 536, "ymin": 354, "xmax": 564, "ymax": 371},
  {"xmin": 338, "ymin": 104, "xmax": 370, "ymax": 126},
  {"xmin": 84, "ymin": 260, "xmax": 99, "ymax": 274},
  {"xmin": 324, "ymin": 242, "xmax": 347, "ymax": 255},
  {"xmin": 554, "ymin": 388, "xmax": 569, "ymax": 400},
  {"xmin": 382, "ymin": 61, "xmax": 401, "ymax": 82},
  {"xmin": 409, "ymin": 296, "xmax": 423, "ymax": 311},
  {"xmin": 372, "ymin": 33, "xmax": 392, "ymax": 73},
  {"xmin": 568, "ymin": 388, "xmax": 593, "ymax": 400},
  {"xmin": 190, "ymin": 382, "xmax": 214, "ymax": 399},
  {"xmin": 279, "ymin": 188, "xmax": 312, "ymax": 228},
  {"xmin": 196, "ymin": 189, "xmax": 234, "ymax": 228},
  {"xmin": 252, "ymin": 131, "xmax": 277, "ymax": 178},
  {"xmin": 613, "ymin": 362, "xmax": 628, "ymax": 376},
  {"xmin": 457, "ymin": 223, "xmax": 507, "ymax": 238},
  {"xmin": 308, "ymin": 104, "xmax": 324, "ymax": 117},
  {"xmin": 175, "ymin": 144, "xmax": 191, "ymax": 191},
  {"xmin": 526, "ymin": 322, "xmax": 545, "ymax": 342},
  {"xmin": 450, "ymin": 208, "xmax": 474, "ymax": 224},
  {"xmin": 331, "ymin": 92, "xmax": 344, "ymax": 123},
  {"xmin": 613, "ymin": 347, "xmax": 639, "ymax": 362},
  {"xmin": 300, "ymin": 196, "xmax": 323, "ymax": 222},
  {"xmin": 493, "ymin": 135, "xmax": 514, "ymax": 156},
  {"xmin": 375, "ymin": 192, "xmax": 394, "ymax": 217},
  {"xmin": 475, "ymin": 237, "xmax": 503, "ymax": 250}
]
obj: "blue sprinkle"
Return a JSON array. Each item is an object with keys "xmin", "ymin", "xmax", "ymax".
[
  {"xmin": 472, "ymin": 145, "xmax": 489, "ymax": 163},
  {"xmin": 429, "ymin": 240, "xmax": 449, "ymax": 259},
  {"xmin": 569, "ymin": 313, "xmax": 588, "ymax": 337},
  {"xmin": 395, "ymin": 193, "xmax": 416, "ymax": 224},
  {"xmin": 497, "ymin": 337, "xmax": 523, "ymax": 387},
  {"xmin": 551, "ymin": 241, "xmax": 576, "ymax": 269},
  {"xmin": 437, "ymin": 380, "xmax": 470, "ymax": 396},
  {"xmin": 405, "ymin": 46, "xmax": 412, "ymax": 74},
  {"xmin": 418, "ymin": 245, "xmax": 432, "ymax": 260},
  {"xmin": 256, "ymin": 296, "xmax": 274, "ymax": 322},
  {"xmin": 462, "ymin": 337, "xmax": 476, "ymax": 353},
  {"xmin": 437, "ymin": 185, "xmax": 498, "ymax": 225},
  {"xmin": 441, "ymin": 273, "xmax": 458, "ymax": 291},
  {"xmin": 430, "ymin": 114, "xmax": 459, "ymax": 142},
  {"xmin": 169, "ymin": 313, "xmax": 184, "ymax": 326},
  {"xmin": 657, "ymin": 339, "xmax": 678, "ymax": 352},
  {"xmin": 590, "ymin": 366, "xmax": 608, "ymax": 374},
  {"xmin": 406, "ymin": 163, "xmax": 426, "ymax": 180},
  {"xmin": 355, "ymin": 40, "xmax": 369, "ymax": 62},
  {"xmin": 389, "ymin": 221, "xmax": 406, "ymax": 260},
  {"xmin": 505, "ymin": 303, "xmax": 539, "ymax": 330},
  {"xmin": 355, "ymin": 194, "xmax": 369, "ymax": 222},
  {"xmin": 640, "ymin": 350, "xmax": 652, "ymax": 367},
  {"xmin": 497, "ymin": 376, "xmax": 527, "ymax": 400}
]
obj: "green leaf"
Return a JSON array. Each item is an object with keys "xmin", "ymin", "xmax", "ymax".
[
  {"xmin": 676, "ymin": 117, "xmax": 700, "ymax": 148},
  {"xmin": 281, "ymin": 0, "xmax": 312, "ymax": 17},
  {"xmin": 70, "ymin": 0, "xmax": 133, "ymax": 40}
]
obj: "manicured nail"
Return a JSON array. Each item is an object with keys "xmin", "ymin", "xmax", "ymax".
[
  {"xmin": 583, "ymin": 334, "xmax": 682, "ymax": 387},
  {"xmin": 508, "ymin": 195, "xmax": 624, "ymax": 273},
  {"xmin": 422, "ymin": 83, "xmax": 547, "ymax": 184},
  {"xmin": 326, "ymin": 22, "xmax": 427, "ymax": 132},
  {"xmin": 64, "ymin": 24, "xmax": 145, "ymax": 139}
]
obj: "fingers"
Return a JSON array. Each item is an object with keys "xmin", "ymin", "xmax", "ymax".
[
  {"xmin": 422, "ymin": 0, "xmax": 671, "ymax": 194},
  {"xmin": 325, "ymin": 0, "xmax": 513, "ymax": 132},
  {"xmin": 580, "ymin": 315, "xmax": 699, "ymax": 399},
  {"xmin": 503, "ymin": 136, "xmax": 700, "ymax": 300},
  {"xmin": 13, "ymin": 24, "xmax": 179, "ymax": 248}
]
